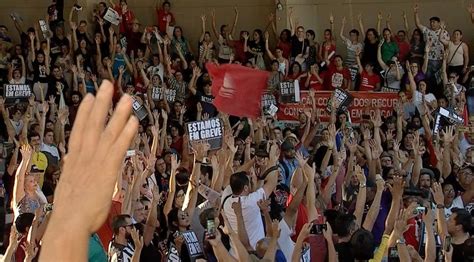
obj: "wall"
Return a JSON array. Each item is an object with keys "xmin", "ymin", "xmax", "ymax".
[{"xmin": 0, "ymin": 0, "xmax": 472, "ymax": 58}]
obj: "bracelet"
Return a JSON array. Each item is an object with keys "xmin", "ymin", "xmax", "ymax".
[
  {"xmin": 194, "ymin": 159, "xmax": 203, "ymax": 164},
  {"xmin": 436, "ymin": 204, "xmax": 445, "ymax": 209},
  {"xmin": 359, "ymin": 183, "xmax": 366, "ymax": 188}
]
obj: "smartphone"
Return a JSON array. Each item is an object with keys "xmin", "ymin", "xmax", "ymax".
[
  {"xmin": 388, "ymin": 247, "xmax": 400, "ymax": 262},
  {"xmin": 444, "ymin": 236, "xmax": 452, "ymax": 252},
  {"xmin": 126, "ymin": 150, "xmax": 136, "ymax": 157},
  {"xmin": 310, "ymin": 224, "xmax": 327, "ymax": 235},
  {"xmin": 206, "ymin": 219, "xmax": 216, "ymax": 239}
]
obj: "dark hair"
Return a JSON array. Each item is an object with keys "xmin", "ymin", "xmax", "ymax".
[
  {"xmin": 350, "ymin": 229, "xmax": 375, "ymax": 260},
  {"xmin": 173, "ymin": 26, "xmax": 184, "ymax": 40},
  {"xmin": 410, "ymin": 28, "xmax": 425, "ymax": 45},
  {"xmin": 364, "ymin": 28, "xmax": 379, "ymax": 44},
  {"xmin": 289, "ymin": 62, "xmax": 302, "ymax": 75},
  {"xmin": 230, "ymin": 172, "xmax": 249, "ymax": 195},
  {"xmin": 112, "ymin": 214, "xmax": 131, "ymax": 234},
  {"xmin": 28, "ymin": 131, "xmax": 40, "ymax": 142},
  {"xmin": 324, "ymin": 209, "xmax": 342, "ymax": 231},
  {"xmin": 15, "ymin": 213, "xmax": 35, "ymax": 234},
  {"xmin": 306, "ymin": 29, "xmax": 315, "ymax": 39},
  {"xmin": 44, "ymin": 128, "xmax": 54, "ymax": 136},
  {"xmin": 253, "ymin": 29, "xmax": 263, "ymax": 40},
  {"xmin": 452, "ymin": 208, "xmax": 472, "ymax": 233},
  {"xmin": 453, "ymin": 29, "xmax": 463, "ymax": 35},
  {"xmin": 163, "ymin": 1, "xmax": 171, "ymax": 7},
  {"xmin": 280, "ymin": 29, "xmax": 291, "ymax": 41},
  {"xmin": 349, "ymin": 29, "xmax": 360, "ymax": 36},
  {"xmin": 429, "ymin": 16, "xmax": 441, "ymax": 22},
  {"xmin": 167, "ymin": 207, "xmax": 180, "ymax": 232},
  {"xmin": 334, "ymin": 213, "xmax": 356, "ymax": 237}
]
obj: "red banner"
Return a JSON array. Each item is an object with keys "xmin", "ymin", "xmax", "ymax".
[{"xmin": 277, "ymin": 91, "xmax": 400, "ymax": 123}]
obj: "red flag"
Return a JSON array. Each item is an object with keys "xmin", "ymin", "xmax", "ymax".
[{"xmin": 206, "ymin": 63, "xmax": 269, "ymax": 118}]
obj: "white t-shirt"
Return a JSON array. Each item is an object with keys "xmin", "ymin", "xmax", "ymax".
[
  {"xmin": 278, "ymin": 219, "xmax": 296, "ymax": 262},
  {"xmin": 444, "ymin": 196, "xmax": 464, "ymax": 219},
  {"xmin": 221, "ymin": 186, "xmax": 266, "ymax": 249},
  {"xmin": 40, "ymin": 143, "xmax": 60, "ymax": 160}
]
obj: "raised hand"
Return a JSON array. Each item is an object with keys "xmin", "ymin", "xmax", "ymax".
[{"xmin": 431, "ymin": 182, "xmax": 444, "ymax": 205}]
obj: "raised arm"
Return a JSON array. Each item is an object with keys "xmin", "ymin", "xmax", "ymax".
[
  {"xmin": 377, "ymin": 39, "xmax": 388, "ymax": 70},
  {"xmin": 13, "ymin": 145, "xmax": 33, "ymax": 217},
  {"xmin": 402, "ymin": 11, "xmax": 410, "ymax": 35},
  {"xmin": 414, "ymin": 4, "xmax": 424, "ymax": 29},
  {"xmin": 210, "ymin": 9, "xmax": 219, "ymax": 39},
  {"xmin": 358, "ymin": 14, "xmax": 366, "ymax": 39},
  {"xmin": 289, "ymin": 8, "xmax": 296, "ymax": 36},
  {"xmin": 355, "ymin": 48, "xmax": 364, "ymax": 74},
  {"xmin": 362, "ymin": 175, "xmax": 384, "ymax": 231},
  {"xmin": 229, "ymin": 7, "xmax": 239, "ymax": 38},
  {"xmin": 339, "ymin": 17, "xmax": 348, "ymax": 43},
  {"xmin": 264, "ymin": 31, "xmax": 276, "ymax": 60},
  {"xmin": 377, "ymin": 12, "xmax": 383, "ymax": 34},
  {"xmin": 353, "ymin": 165, "xmax": 367, "ymax": 227}
]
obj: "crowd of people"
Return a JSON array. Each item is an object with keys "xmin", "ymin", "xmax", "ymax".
[{"xmin": 0, "ymin": 0, "xmax": 473, "ymax": 261}]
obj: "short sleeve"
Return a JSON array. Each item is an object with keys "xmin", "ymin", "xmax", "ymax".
[{"xmin": 245, "ymin": 188, "xmax": 266, "ymax": 205}]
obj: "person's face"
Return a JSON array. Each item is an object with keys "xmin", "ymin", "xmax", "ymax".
[
  {"xmin": 404, "ymin": 134, "xmax": 414, "ymax": 150},
  {"xmin": 457, "ymin": 168, "xmax": 473, "ymax": 190},
  {"xmin": 349, "ymin": 32, "xmax": 358, "ymax": 42},
  {"xmin": 412, "ymin": 117, "xmax": 421, "ymax": 128},
  {"xmin": 15, "ymin": 46, "xmax": 22, "ymax": 55},
  {"xmin": 235, "ymin": 140, "xmax": 244, "ymax": 154},
  {"xmin": 399, "ymin": 92, "xmax": 407, "ymax": 102},
  {"xmin": 0, "ymin": 27, "xmax": 8, "ymax": 35},
  {"xmin": 72, "ymin": 94, "xmax": 81, "ymax": 105},
  {"xmin": 175, "ymin": 28, "xmax": 182, "ymax": 37},
  {"xmin": 53, "ymin": 67, "xmax": 61, "ymax": 78},
  {"xmin": 175, "ymin": 72, "xmax": 183, "ymax": 81},
  {"xmin": 292, "ymin": 64, "xmax": 300, "ymax": 73},
  {"xmin": 397, "ymin": 32, "xmax": 406, "ymax": 41},
  {"xmin": 170, "ymin": 126, "xmax": 179, "ymax": 137},
  {"xmin": 453, "ymin": 31, "xmax": 462, "ymax": 41},
  {"xmin": 419, "ymin": 174, "xmax": 431, "ymax": 189},
  {"xmin": 99, "ymin": 3, "xmax": 106, "ymax": 12},
  {"xmin": 203, "ymin": 84, "xmax": 212, "ymax": 94},
  {"xmin": 133, "ymin": 201, "xmax": 146, "ymax": 223},
  {"xmin": 324, "ymin": 31, "xmax": 331, "ymax": 40},
  {"xmin": 274, "ymin": 129, "xmax": 283, "ymax": 141},
  {"xmin": 156, "ymin": 159, "xmax": 166, "ymax": 173},
  {"xmin": 306, "ymin": 32, "xmax": 314, "ymax": 40},
  {"xmin": 365, "ymin": 64, "xmax": 374, "ymax": 73},
  {"xmin": 253, "ymin": 31, "xmax": 260, "ymax": 40},
  {"xmin": 175, "ymin": 189, "xmax": 185, "ymax": 208},
  {"xmin": 37, "ymin": 54, "xmax": 44, "ymax": 63},
  {"xmin": 115, "ymin": 44, "xmax": 122, "ymax": 53},
  {"xmin": 430, "ymin": 20, "xmax": 440, "ymax": 30},
  {"xmin": 120, "ymin": 218, "xmax": 133, "ymax": 237},
  {"xmin": 367, "ymin": 31, "xmax": 375, "ymax": 41},
  {"xmin": 163, "ymin": 3, "xmax": 171, "ymax": 12},
  {"xmin": 79, "ymin": 39, "xmax": 87, "ymax": 49},
  {"xmin": 13, "ymin": 70, "xmax": 21, "ymax": 79},
  {"xmin": 276, "ymin": 48, "xmax": 283, "ymax": 58},
  {"xmin": 381, "ymin": 156, "xmax": 392, "ymax": 167},
  {"xmin": 383, "ymin": 30, "xmax": 391, "ymax": 40},
  {"xmin": 350, "ymin": 173, "xmax": 359, "ymax": 186},
  {"xmin": 447, "ymin": 213, "xmax": 459, "ymax": 235},
  {"xmin": 299, "ymin": 113, "xmax": 307, "ymax": 124},
  {"xmin": 24, "ymin": 175, "xmax": 38, "ymax": 192},
  {"xmin": 79, "ymin": 22, "xmax": 87, "ymax": 33},
  {"xmin": 413, "ymin": 31, "xmax": 421, "ymax": 40},
  {"xmin": 30, "ymin": 136, "xmax": 41, "ymax": 149},
  {"xmin": 448, "ymin": 74, "xmax": 458, "ymax": 84},
  {"xmin": 338, "ymin": 114, "xmax": 347, "ymax": 124},
  {"xmin": 280, "ymin": 30, "xmax": 289, "ymax": 41},
  {"xmin": 410, "ymin": 63, "xmax": 419, "ymax": 74},
  {"xmin": 271, "ymin": 61, "xmax": 278, "ymax": 71},
  {"xmin": 61, "ymin": 45, "xmax": 69, "ymax": 55},
  {"xmin": 173, "ymin": 102, "xmax": 182, "ymax": 113},
  {"xmin": 297, "ymin": 27, "xmax": 305, "ymax": 38},
  {"xmin": 177, "ymin": 209, "xmax": 190, "ymax": 227},
  {"xmin": 322, "ymin": 130, "xmax": 330, "ymax": 141},
  {"xmin": 335, "ymin": 57, "xmax": 343, "ymax": 67},
  {"xmin": 44, "ymin": 131, "xmax": 54, "ymax": 145},
  {"xmin": 132, "ymin": 23, "xmax": 140, "ymax": 32},
  {"xmin": 204, "ymin": 32, "xmax": 211, "ymax": 42},
  {"xmin": 443, "ymin": 183, "xmax": 455, "ymax": 200},
  {"xmin": 284, "ymin": 149, "xmax": 296, "ymax": 159}
]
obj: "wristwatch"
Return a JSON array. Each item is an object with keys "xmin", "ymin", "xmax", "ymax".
[
  {"xmin": 396, "ymin": 238, "xmax": 406, "ymax": 245},
  {"xmin": 359, "ymin": 183, "xmax": 366, "ymax": 188}
]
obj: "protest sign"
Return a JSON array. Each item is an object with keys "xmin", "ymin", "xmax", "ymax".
[
  {"xmin": 327, "ymin": 88, "xmax": 353, "ymax": 113},
  {"xmin": 432, "ymin": 107, "xmax": 464, "ymax": 135},
  {"xmin": 167, "ymin": 242, "xmax": 180, "ymax": 262},
  {"xmin": 279, "ymin": 80, "xmax": 300, "ymax": 103},
  {"xmin": 131, "ymin": 98, "xmax": 148, "ymax": 121},
  {"xmin": 261, "ymin": 91, "xmax": 277, "ymax": 115},
  {"xmin": 181, "ymin": 231, "xmax": 203, "ymax": 260},
  {"xmin": 186, "ymin": 118, "xmax": 223, "ymax": 151},
  {"xmin": 3, "ymin": 84, "xmax": 31, "ymax": 103},
  {"xmin": 38, "ymin": 20, "xmax": 51, "ymax": 39},
  {"xmin": 151, "ymin": 87, "xmax": 177, "ymax": 102},
  {"xmin": 277, "ymin": 91, "xmax": 399, "ymax": 123},
  {"xmin": 104, "ymin": 7, "xmax": 120, "ymax": 25},
  {"xmin": 301, "ymin": 245, "xmax": 311, "ymax": 262}
]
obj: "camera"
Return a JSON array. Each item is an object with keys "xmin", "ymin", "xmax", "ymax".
[{"xmin": 310, "ymin": 224, "xmax": 327, "ymax": 235}]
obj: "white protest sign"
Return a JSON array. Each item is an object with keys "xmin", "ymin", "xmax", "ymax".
[
  {"xmin": 104, "ymin": 7, "xmax": 120, "ymax": 25},
  {"xmin": 186, "ymin": 118, "xmax": 223, "ymax": 151}
]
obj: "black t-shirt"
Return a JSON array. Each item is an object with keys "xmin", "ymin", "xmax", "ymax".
[
  {"xmin": 32, "ymin": 61, "xmax": 49, "ymax": 83},
  {"xmin": 335, "ymin": 241, "xmax": 354, "ymax": 262},
  {"xmin": 195, "ymin": 90, "xmax": 217, "ymax": 117},
  {"xmin": 248, "ymin": 40, "xmax": 264, "ymax": 57},
  {"xmin": 47, "ymin": 77, "xmax": 69, "ymax": 103},
  {"xmin": 290, "ymin": 35, "xmax": 309, "ymax": 58}
]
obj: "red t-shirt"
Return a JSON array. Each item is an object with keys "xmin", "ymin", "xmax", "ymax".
[
  {"xmin": 156, "ymin": 9, "xmax": 175, "ymax": 33},
  {"xmin": 359, "ymin": 71, "xmax": 381, "ymax": 91},
  {"xmin": 395, "ymin": 37, "xmax": 410, "ymax": 63},
  {"xmin": 97, "ymin": 200, "xmax": 122, "ymax": 250},
  {"xmin": 277, "ymin": 41, "xmax": 292, "ymax": 59},
  {"xmin": 308, "ymin": 73, "xmax": 325, "ymax": 91},
  {"xmin": 114, "ymin": 5, "xmax": 135, "ymax": 34},
  {"xmin": 324, "ymin": 65, "xmax": 351, "ymax": 90},
  {"xmin": 230, "ymin": 40, "xmax": 246, "ymax": 63}
]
